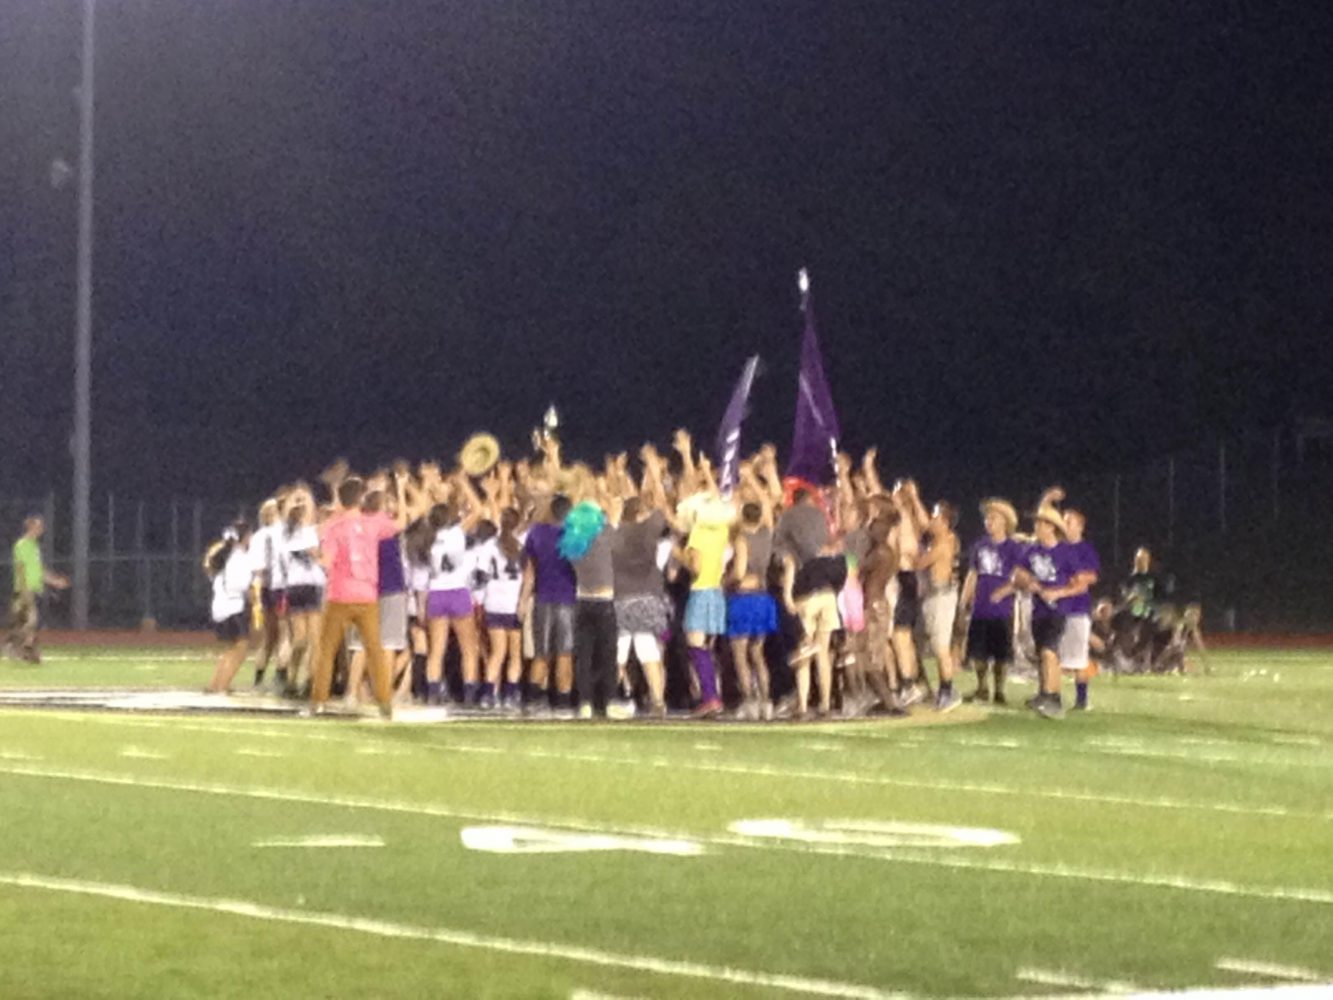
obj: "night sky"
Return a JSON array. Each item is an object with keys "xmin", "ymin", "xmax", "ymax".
[{"xmin": 4, "ymin": 1, "xmax": 1331, "ymax": 503}]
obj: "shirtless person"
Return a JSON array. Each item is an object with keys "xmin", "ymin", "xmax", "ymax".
[
  {"xmin": 917, "ymin": 500, "xmax": 962, "ymax": 712},
  {"xmin": 888, "ymin": 479, "xmax": 929, "ymax": 705},
  {"xmin": 854, "ymin": 512, "xmax": 903, "ymax": 714},
  {"xmin": 727, "ymin": 500, "xmax": 778, "ymax": 720}
]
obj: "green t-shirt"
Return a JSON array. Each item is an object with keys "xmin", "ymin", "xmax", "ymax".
[{"xmin": 12, "ymin": 537, "xmax": 44, "ymax": 595}]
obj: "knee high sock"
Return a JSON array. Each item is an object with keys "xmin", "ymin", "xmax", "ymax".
[{"xmin": 689, "ymin": 647, "xmax": 719, "ymax": 703}]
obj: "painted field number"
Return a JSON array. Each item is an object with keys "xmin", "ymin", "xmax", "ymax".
[
  {"xmin": 728, "ymin": 818, "xmax": 1020, "ymax": 849},
  {"xmin": 461, "ymin": 825, "xmax": 705, "ymax": 856}
]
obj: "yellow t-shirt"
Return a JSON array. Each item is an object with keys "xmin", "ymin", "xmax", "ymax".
[{"xmin": 687, "ymin": 523, "xmax": 728, "ymax": 591}]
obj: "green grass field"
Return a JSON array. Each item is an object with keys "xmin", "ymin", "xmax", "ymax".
[{"xmin": 0, "ymin": 645, "xmax": 1330, "ymax": 998}]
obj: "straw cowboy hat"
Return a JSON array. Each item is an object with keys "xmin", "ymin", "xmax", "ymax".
[
  {"xmin": 1033, "ymin": 504, "xmax": 1067, "ymax": 535},
  {"xmin": 979, "ymin": 497, "xmax": 1019, "ymax": 534}
]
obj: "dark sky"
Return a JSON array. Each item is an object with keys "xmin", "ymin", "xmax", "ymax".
[{"xmin": 4, "ymin": 0, "xmax": 1331, "ymax": 502}]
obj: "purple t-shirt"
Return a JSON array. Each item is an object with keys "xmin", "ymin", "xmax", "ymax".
[
  {"xmin": 1019, "ymin": 541, "xmax": 1078, "ymax": 619},
  {"xmin": 523, "ymin": 522, "xmax": 576, "ymax": 606},
  {"xmin": 1058, "ymin": 540, "xmax": 1100, "ymax": 617},
  {"xmin": 969, "ymin": 536, "xmax": 1022, "ymax": 620},
  {"xmin": 378, "ymin": 535, "xmax": 406, "ymax": 596}
]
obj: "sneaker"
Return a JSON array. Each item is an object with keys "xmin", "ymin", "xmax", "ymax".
[
  {"xmin": 992, "ymin": 691, "xmax": 1007, "ymax": 706},
  {"xmin": 649, "ymin": 699, "xmax": 668, "ymax": 720},
  {"xmin": 20, "ymin": 646, "xmax": 41, "ymax": 665},
  {"xmin": 936, "ymin": 688, "xmax": 962, "ymax": 713},
  {"xmin": 478, "ymin": 691, "xmax": 496, "ymax": 711},
  {"xmin": 964, "ymin": 688, "xmax": 991, "ymax": 704},
  {"xmin": 606, "ymin": 699, "xmax": 637, "ymax": 721},
  {"xmin": 1072, "ymin": 700, "xmax": 1091, "ymax": 712},
  {"xmin": 692, "ymin": 699, "xmax": 723, "ymax": 719},
  {"xmin": 377, "ymin": 702, "xmax": 394, "ymax": 722},
  {"xmin": 1036, "ymin": 695, "xmax": 1065, "ymax": 720},
  {"xmin": 898, "ymin": 684, "xmax": 926, "ymax": 708},
  {"xmin": 1024, "ymin": 693, "xmax": 1044, "ymax": 710},
  {"xmin": 760, "ymin": 700, "xmax": 774, "ymax": 722},
  {"xmin": 577, "ymin": 703, "xmax": 594, "ymax": 720}
]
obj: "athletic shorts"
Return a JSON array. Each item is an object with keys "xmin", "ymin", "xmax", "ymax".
[
  {"xmin": 892, "ymin": 572, "xmax": 919, "ymax": 629},
  {"xmin": 532, "ymin": 602, "xmax": 575, "ymax": 657},
  {"xmin": 854, "ymin": 599, "xmax": 892, "ymax": 673},
  {"xmin": 797, "ymin": 590, "xmax": 841, "ymax": 641},
  {"xmin": 838, "ymin": 580, "xmax": 866, "ymax": 634},
  {"xmin": 921, "ymin": 586, "xmax": 959, "ymax": 653},
  {"xmin": 1058, "ymin": 613, "xmax": 1091, "ymax": 670},
  {"xmin": 683, "ymin": 588, "xmax": 727, "ymax": 637},
  {"xmin": 727, "ymin": 591, "xmax": 779, "ymax": 638},
  {"xmin": 260, "ymin": 587, "xmax": 285, "ymax": 612},
  {"xmin": 426, "ymin": 588, "xmax": 472, "ymax": 620},
  {"xmin": 286, "ymin": 585, "xmax": 322, "ymax": 613},
  {"xmin": 347, "ymin": 592, "xmax": 410, "ymax": 652},
  {"xmin": 617, "ymin": 631, "xmax": 662, "ymax": 666},
  {"xmin": 615, "ymin": 594, "xmax": 669, "ymax": 637},
  {"xmin": 966, "ymin": 616, "xmax": 1012, "ymax": 664},
  {"xmin": 214, "ymin": 612, "xmax": 247, "ymax": 642},
  {"xmin": 1032, "ymin": 614, "xmax": 1066, "ymax": 655},
  {"xmin": 486, "ymin": 611, "xmax": 521, "ymax": 632}
]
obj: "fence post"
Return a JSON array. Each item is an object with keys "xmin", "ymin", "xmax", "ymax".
[
  {"xmin": 103, "ymin": 492, "xmax": 115, "ymax": 617},
  {"xmin": 135, "ymin": 499, "xmax": 147, "ymax": 624},
  {"xmin": 1112, "ymin": 473, "xmax": 1121, "ymax": 569},
  {"xmin": 1166, "ymin": 456, "xmax": 1175, "ymax": 549},
  {"xmin": 1271, "ymin": 427, "xmax": 1280, "ymax": 522}
]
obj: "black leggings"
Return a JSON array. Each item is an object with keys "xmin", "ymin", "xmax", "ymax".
[{"xmin": 575, "ymin": 599, "xmax": 618, "ymax": 714}]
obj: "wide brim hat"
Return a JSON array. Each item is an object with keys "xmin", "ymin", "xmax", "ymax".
[
  {"xmin": 1032, "ymin": 504, "xmax": 1067, "ymax": 536},
  {"xmin": 979, "ymin": 497, "xmax": 1019, "ymax": 534}
]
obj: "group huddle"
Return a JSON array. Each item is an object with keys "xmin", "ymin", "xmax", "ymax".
[{"xmin": 204, "ymin": 431, "xmax": 1105, "ymax": 721}]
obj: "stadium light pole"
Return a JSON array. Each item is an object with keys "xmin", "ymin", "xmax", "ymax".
[{"xmin": 71, "ymin": 0, "xmax": 96, "ymax": 630}]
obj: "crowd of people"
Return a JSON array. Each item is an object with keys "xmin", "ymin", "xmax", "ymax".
[{"xmin": 201, "ymin": 430, "xmax": 1127, "ymax": 722}]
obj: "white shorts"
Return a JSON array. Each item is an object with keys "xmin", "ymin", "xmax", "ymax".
[
  {"xmin": 617, "ymin": 632, "xmax": 662, "ymax": 666},
  {"xmin": 346, "ymin": 593, "xmax": 409, "ymax": 653},
  {"xmin": 922, "ymin": 587, "xmax": 959, "ymax": 655},
  {"xmin": 1058, "ymin": 613, "xmax": 1091, "ymax": 670}
]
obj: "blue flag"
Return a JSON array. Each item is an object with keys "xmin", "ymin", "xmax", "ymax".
[
  {"xmin": 786, "ymin": 269, "xmax": 840, "ymax": 486},
  {"xmin": 715, "ymin": 354, "xmax": 761, "ymax": 498}
]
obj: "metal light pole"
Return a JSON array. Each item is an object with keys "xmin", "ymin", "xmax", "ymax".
[{"xmin": 72, "ymin": 0, "xmax": 96, "ymax": 629}]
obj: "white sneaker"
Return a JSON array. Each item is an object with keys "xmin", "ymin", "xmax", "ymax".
[{"xmin": 577, "ymin": 704, "xmax": 594, "ymax": 720}]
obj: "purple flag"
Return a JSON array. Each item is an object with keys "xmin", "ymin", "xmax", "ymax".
[
  {"xmin": 715, "ymin": 354, "xmax": 761, "ymax": 498},
  {"xmin": 786, "ymin": 269, "xmax": 840, "ymax": 485}
]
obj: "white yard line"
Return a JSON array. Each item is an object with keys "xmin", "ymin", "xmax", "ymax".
[
  {"xmin": 235, "ymin": 748, "xmax": 286, "ymax": 759},
  {"xmin": 1215, "ymin": 959, "xmax": 1325, "ymax": 983},
  {"xmin": 118, "ymin": 747, "xmax": 169, "ymax": 760},
  {"xmin": 1016, "ymin": 966, "xmax": 1141, "ymax": 992},
  {"xmin": 1, "ymin": 764, "xmax": 1331, "ymax": 906},
  {"xmin": 0, "ymin": 871, "xmax": 905, "ymax": 999},
  {"xmin": 252, "ymin": 835, "xmax": 385, "ymax": 848},
  {"xmin": 3, "ymin": 710, "xmax": 1323, "ymax": 823}
]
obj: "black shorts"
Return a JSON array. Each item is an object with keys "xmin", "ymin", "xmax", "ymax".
[
  {"xmin": 1032, "ymin": 614, "xmax": 1066, "ymax": 654},
  {"xmin": 214, "ymin": 612, "xmax": 247, "ymax": 642},
  {"xmin": 286, "ymin": 585, "xmax": 322, "ymax": 613},
  {"xmin": 261, "ymin": 587, "xmax": 285, "ymax": 612},
  {"xmin": 966, "ymin": 617, "xmax": 1012, "ymax": 664},
  {"xmin": 892, "ymin": 572, "xmax": 919, "ymax": 629}
]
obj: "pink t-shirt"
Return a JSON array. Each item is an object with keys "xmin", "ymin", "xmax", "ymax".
[{"xmin": 321, "ymin": 511, "xmax": 398, "ymax": 604}]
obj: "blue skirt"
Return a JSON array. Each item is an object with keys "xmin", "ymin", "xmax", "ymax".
[
  {"xmin": 683, "ymin": 588, "xmax": 727, "ymax": 637},
  {"xmin": 727, "ymin": 591, "xmax": 779, "ymax": 638}
]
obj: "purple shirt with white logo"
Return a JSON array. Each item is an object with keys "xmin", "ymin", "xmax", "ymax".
[
  {"xmin": 969, "ymin": 536, "xmax": 1023, "ymax": 620},
  {"xmin": 523, "ymin": 522, "xmax": 576, "ymax": 606},
  {"xmin": 1058, "ymin": 540, "xmax": 1100, "ymax": 617},
  {"xmin": 1019, "ymin": 541, "xmax": 1078, "ymax": 619}
]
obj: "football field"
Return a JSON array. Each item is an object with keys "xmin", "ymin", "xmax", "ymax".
[{"xmin": 0, "ymin": 645, "xmax": 1330, "ymax": 998}]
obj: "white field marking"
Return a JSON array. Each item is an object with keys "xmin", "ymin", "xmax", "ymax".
[
  {"xmin": 0, "ymin": 750, "xmax": 40, "ymax": 761},
  {"xmin": 3, "ymin": 763, "xmax": 1332, "ymax": 906},
  {"xmin": 118, "ymin": 746, "xmax": 168, "ymax": 760},
  {"xmin": 1061, "ymin": 986, "xmax": 1333, "ymax": 998},
  {"xmin": 426, "ymin": 741, "xmax": 1327, "ymax": 823},
  {"xmin": 570, "ymin": 990, "xmax": 643, "ymax": 1000},
  {"xmin": 1215, "ymin": 959, "xmax": 1325, "ymax": 982},
  {"xmin": 12, "ymin": 710, "xmax": 1325, "ymax": 823},
  {"xmin": 252, "ymin": 835, "xmax": 385, "ymax": 848},
  {"xmin": 730, "ymin": 818, "xmax": 1019, "ymax": 849},
  {"xmin": 461, "ymin": 825, "xmax": 703, "ymax": 857},
  {"xmin": 0, "ymin": 871, "xmax": 906, "ymax": 1000},
  {"xmin": 692, "ymin": 742, "xmax": 723, "ymax": 752},
  {"xmin": 1015, "ymin": 966, "xmax": 1141, "ymax": 993},
  {"xmin": 235, "ymin": 748, "xmax": 286, "ymax": 759},
  {"xmin": 39, "ymin": 654, "xmax": 203, "ymax": 663},
  {"xmin": 801, "ymin": 742, "xmax": 844, "ymax": 753}
]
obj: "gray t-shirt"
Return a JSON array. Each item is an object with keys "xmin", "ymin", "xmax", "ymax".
[
  {"xmin": 774, "ymin": 503, "xmax": 827, "ymax": 568},
  {"xmin": 740, "ymin": 526, "xmax": 773, "ymax": 583},
  {"xmin": 611, "ymin": 511, "xmax": 666, "ymax": 599},
  {"xmin": 572, "ymin": 529, "xmax": 615, "ymax": 595}
]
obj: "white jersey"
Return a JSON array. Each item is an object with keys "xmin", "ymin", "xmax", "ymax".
[
  {"xmin": 428, "ymin": 525, "xmax": 470, "ymax": 592},
  {"xmin": 477, "ymin": 538, "xmax": 524, "ymax": 616},
  {"xmin": 211, "ymin": 545, "xmax": 255, "ymax": 622},
  {"xmin": 249, "ymin": 524, "xmax": 286, "ymax": 590},
  {"xmin": 282, "ymin": 524, "xmax": 325, "ymax": 589}
]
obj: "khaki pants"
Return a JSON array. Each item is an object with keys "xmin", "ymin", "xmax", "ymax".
[
  {"xmin": 313, "ymin": 601, "xmax": 391, "ymax": 706},
  {"xmin": 7, "ymin": 591, "xmax": 39, "ymax": 650}
]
